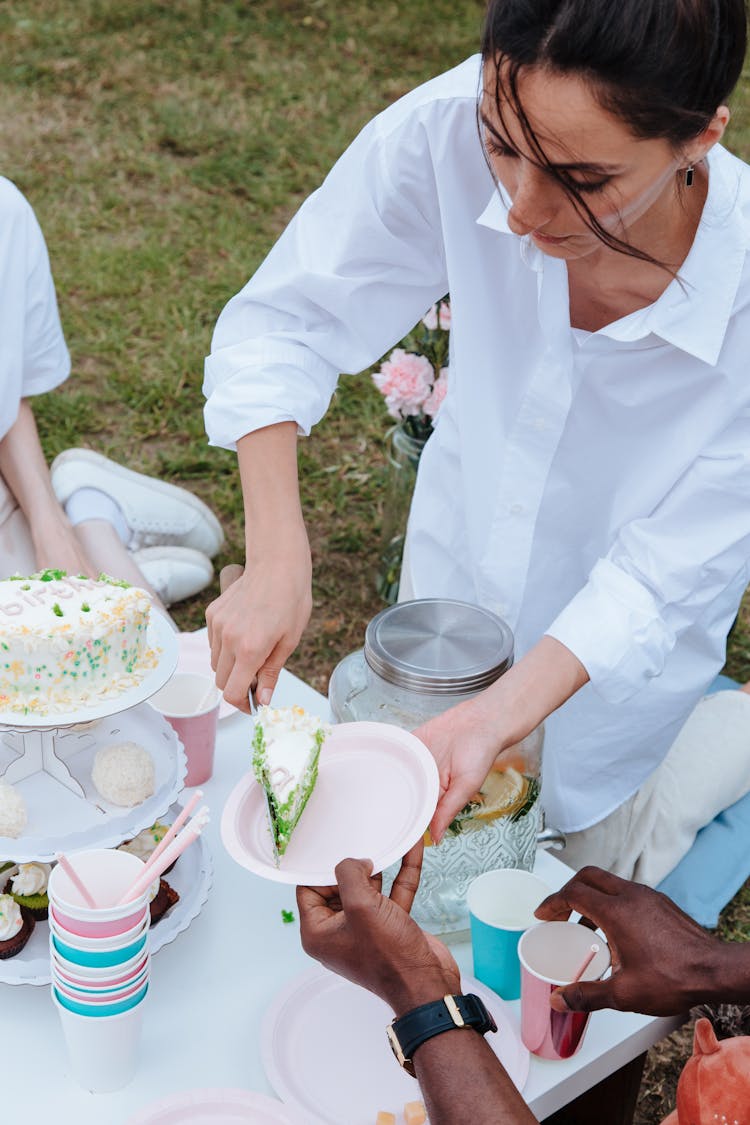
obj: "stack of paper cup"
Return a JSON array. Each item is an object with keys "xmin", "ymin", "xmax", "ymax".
[{"xmin": 47, "ymin": 849, "xmax": 153, "ymax": 1093}]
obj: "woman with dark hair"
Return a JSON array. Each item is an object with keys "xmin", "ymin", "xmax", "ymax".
[{"xmin": 204, "ymin": 0, "xmax": 750, "ymax": 881}]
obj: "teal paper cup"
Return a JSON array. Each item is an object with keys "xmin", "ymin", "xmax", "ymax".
[{"xmin": 467, "ymin": 869, "xmax": 551, "ymax": 1000}]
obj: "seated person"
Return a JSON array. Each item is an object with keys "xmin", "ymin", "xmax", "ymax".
[
  {"xmin": 0, "ymin": 175, "xmax": 223, "ymax": 613},
  {"xmin": 298, "ymin": 851, "xmax": 750, "ymax": 1125}
]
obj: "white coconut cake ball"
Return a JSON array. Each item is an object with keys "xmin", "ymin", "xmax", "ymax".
[{"xmin": 92, "ymin": 742, "xmax": 155, "ymax": 806}]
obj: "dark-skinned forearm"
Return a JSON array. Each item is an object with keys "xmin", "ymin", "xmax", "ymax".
[{"xmin": 412, "ymin": 1028, "xmax": 537, "ymax": 1125}]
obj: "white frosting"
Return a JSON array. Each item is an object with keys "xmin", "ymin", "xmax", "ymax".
[
  {"xmin": 258, "ymin": 706, "xmax": 329, "ymax": 801},
  {"xmin": 0, "ymin": 572, "xmax": 155, "ymax": 715},
  {"xmin": 11, "ymin": 862, "xmax": 51, "ymax": 897},
  {"xmin": 118, "ymin": 823, "xmax": 168, "ymax": 862},
  {"xmin": 92, "ymin": 742, "xmax": 155, "ymax": 807},
  {"xmin": 0, "ymin": 781, "xmax": 27, "ymax": 838},
  {"xmin": 0, "ymin": 893, "xmax": 23, "ymax": 941}
]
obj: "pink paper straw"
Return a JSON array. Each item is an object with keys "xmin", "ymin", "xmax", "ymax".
[
  {"xmin": 570, "ymin": 943, "xmax": 600, "ymax": 984},
  {"xmin": 136, "ymin": 789, "xmax": 203, "ymax": 884},
  {"xmin": 55, "ymin": 853, "xmax": 98, "ymax": 910},
  {"xmin": 116, "ymin": 810, "xmax": 209, "ymax": 905}
]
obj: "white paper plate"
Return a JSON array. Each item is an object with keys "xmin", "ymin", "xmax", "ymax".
[
  {"xmin": 0, "ymin": 613, "xmax": 178, "ymax": 728},
  {"xmin": 125, "ymin": 1087, "xmax": 304, "ymax": 1125},
  {"xmin": 0, "ymin": 807, "xmax": 212, "ymax": 986},
  {"xmin": 0, "ymin": 703, "xmax": 187, "ymax": 862},
  {"xmin": 221, "ymin": 722, "xmax": 440, "ymax": 886},
  {"xmin": 262, "ymin": 966, "xmax": 529, "ymax": 1124}
]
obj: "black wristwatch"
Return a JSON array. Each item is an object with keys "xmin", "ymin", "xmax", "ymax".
[{"xmin": 386, "ymin": 993, "xmax": 497, "ymax": 1077}]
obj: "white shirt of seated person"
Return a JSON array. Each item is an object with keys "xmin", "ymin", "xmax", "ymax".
[
  {"xmin": 0, "ymin": 177, "xmax": 70, "ymax": 449},
  {"xmin": 204, "ymin": 55, "xmax": 750, "ymax": 834}
]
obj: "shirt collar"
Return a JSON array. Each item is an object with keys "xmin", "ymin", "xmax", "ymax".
[{"xmin": 475, "ymin": 145, "xmax": 750, "ymax": 365}]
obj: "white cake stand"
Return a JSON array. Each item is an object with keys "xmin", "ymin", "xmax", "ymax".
[{"xmin": 0, "ymin": 615, "xmax": 178, "ymax": 806}]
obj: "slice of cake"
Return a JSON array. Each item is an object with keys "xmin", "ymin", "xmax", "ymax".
[
  {"xmin": 251, "ymin": 705, "xmax": 330, "ymax": 860},
  {"xmin": 0, "ymin": 569, "xmax": 157, "ymax": 714}
]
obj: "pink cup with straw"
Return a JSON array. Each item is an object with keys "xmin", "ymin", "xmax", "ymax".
[
  {"xmin": 518, "ymin": 922, "xmax": 611, "ymax": 1060},
  {"xmin": 148, "ymin": 672, "xmax": 220, "ymax": 786}
]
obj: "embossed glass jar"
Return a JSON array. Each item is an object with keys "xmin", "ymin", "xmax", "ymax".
[{"xmin": 328, "ymin": 598, "xmax": 544, "ymax": 935}]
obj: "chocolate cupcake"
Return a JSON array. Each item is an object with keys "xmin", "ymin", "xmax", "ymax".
[
  {"xmin": 149, "ymin": 878, "xmax": 179, "ymax": 926},
  {"xmin": 0, "ymin": 894, "xmax": 35, "ymax": 959}
]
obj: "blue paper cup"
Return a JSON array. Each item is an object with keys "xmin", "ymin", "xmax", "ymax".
[
  {"xmin": 467, "ymin": 869, "xmax": 552, "ymax": 1000},
  {"xmin": 51, "ymin": 931, "xmax": 148, "ymax": 969}
]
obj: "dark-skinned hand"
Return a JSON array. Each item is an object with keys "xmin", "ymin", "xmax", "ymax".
[
  {"xmin": 297, "ymin": 842, "xmax": 460, "ymax": 1017},
  {"xmin": 535, "ymin": 865, "xmax": 725, "ymax": 1015}
]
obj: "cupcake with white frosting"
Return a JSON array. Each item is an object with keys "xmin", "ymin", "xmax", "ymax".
[
  {"xmin": 9, "ymin": 861, "xmax": 52, "ymax": 920},
  {"xmin": 0, "ymin": 893, "xmax": 34, "ymax": 959}
]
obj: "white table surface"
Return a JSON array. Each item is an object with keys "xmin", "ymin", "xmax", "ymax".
[{"xmin": 2, "ymin": 669, "xmax": 681, "ymax": 1123}]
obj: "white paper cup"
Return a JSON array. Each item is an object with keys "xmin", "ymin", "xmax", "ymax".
[
  {"xmin": 52, "ymin": 988, "xmax": 147, "ymax": 1092},
  {"xmin": 48, "ymin": 849, "xmax": 150, "ymax": 921}
]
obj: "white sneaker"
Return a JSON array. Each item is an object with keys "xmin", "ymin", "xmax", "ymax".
[
  {"xmin": 132, "ymin": 546, "xmax": 214, "ymax": 607},
  {"xmin": 50, "ymin": 449, "xmax": 224, "ymax": 557}
]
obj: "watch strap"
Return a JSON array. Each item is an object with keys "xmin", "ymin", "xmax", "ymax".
[{"xmin": 387, "ymin": 993, "xmax": 497, "ymax": 1076}]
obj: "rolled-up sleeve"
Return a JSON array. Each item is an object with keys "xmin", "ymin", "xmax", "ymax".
[
  {"xmin": 203, "ymin": 102, "xmax": 450, "ymax": 450},
  {"xmin": 547, "ymin": 406, "xmax": 750, "ymax": 703}
]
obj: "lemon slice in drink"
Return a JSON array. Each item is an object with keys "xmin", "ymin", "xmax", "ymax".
[{"xmin": 472, "ymin": 766, "xmax": 529, "ymax": 822}]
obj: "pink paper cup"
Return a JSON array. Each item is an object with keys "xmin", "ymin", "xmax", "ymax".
[
  {"xmin": 518, "ymin": 922, "xmax": 611, "ymax": 1060},
  {"xmin": 51, "ymin": 902, "xmax": 147, "ymax": 939},
  {"xmin": 49, "ymin": 911, "xmax": 149, "ymax": 951},
  {"xmin": 54, "ymin": 954, "xmax": 149, "ymax": 991},
  {"xmin": 48, "ymin": 849, "xmax": 151, "ymax": 922},
  {"xmin": 148, "ymin": 672, "xmax": 220, "ymax": 786},
  {"xmin": 54, "ymin": 970, "xmax": 150, "ymax": 1006}
]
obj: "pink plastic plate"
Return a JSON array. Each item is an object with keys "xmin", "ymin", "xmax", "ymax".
[
  {"xmin": 177, "ymin": 629, "xmax": 234, "ymax": 720},
  {"xmin": 262, "ymin": 967, "xmax": 530, "ymax": 1124},
  {"xmin": 125, "ymin": 1087, "xmax": 303, "ymax": 1124},
  {"xmin": 220, "ymin": 721, "xmax": 440, "ymax": 885}
]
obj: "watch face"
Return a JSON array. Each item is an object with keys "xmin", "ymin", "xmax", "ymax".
[{"xmin": 386, "ymin": 1023, "xmax": 406, "ymax": 1068}]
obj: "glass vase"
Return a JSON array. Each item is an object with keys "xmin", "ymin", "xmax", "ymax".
[{"xmin": 376, "ymin": 424, "xmax": 426, "ymax": 604}]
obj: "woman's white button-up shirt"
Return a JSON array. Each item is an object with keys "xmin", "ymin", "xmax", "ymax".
[{"xmin": 204, "ymin": 56, "xmax": 750, "ymax": 833}]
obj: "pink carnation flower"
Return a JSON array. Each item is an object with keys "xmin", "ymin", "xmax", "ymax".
[
  {"xmin": 423, "ymin": 369, "xmax": 448, "ymax": 419},
  {"xmin": 372, "ymin": 348, "xmax": 434, "ymax": 418},
  {"xmin": 421, "ymin": 300, "xmax": 452, "ymax": 331}
]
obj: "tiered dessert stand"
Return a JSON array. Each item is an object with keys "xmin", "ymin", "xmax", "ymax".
[{"xmin": 0, "ymin": 615, "xmax": 213, "ymax": 985}]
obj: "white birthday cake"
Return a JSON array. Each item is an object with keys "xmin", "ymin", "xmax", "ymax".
[{"xmin": 0, "ymin": 570, "xmax": 156, "ymax": 714}]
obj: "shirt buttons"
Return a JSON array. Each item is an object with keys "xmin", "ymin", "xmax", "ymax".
[
  {"xmin": 509, "ymin": 503, "xmax": 524, "ymax": 515},
  {"xmin": 533, "ymin": 417, "xmax": 547, "ymax": 431}
]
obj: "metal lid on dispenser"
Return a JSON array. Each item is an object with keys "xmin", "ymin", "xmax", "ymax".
[{"xmin": 364, "ymin": 598, "xmax": 514, "ymax": 695}]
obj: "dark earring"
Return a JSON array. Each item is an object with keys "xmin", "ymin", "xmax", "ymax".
[{"xmin": 685, "ymin": 165, "xmax": 695, "ymax": 187}]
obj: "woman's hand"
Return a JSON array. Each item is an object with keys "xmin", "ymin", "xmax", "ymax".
[
  {"xmin": 297, "ymin": 844, "xmax": 460, "ymax": 1016},
  {"xmin": 207, "ymin": 421, "xmax": 312, "ymax": 713},
  {"xmin": 206, "ymin": 521, "xmax": 312, "ymax": 712},
  {"xmin": 414, "ymin": 697, "xmax": 504, "ymax": 843},
  {"xmin": 417, "ymin": 636, "xmax": 589, "ymax": 842}
]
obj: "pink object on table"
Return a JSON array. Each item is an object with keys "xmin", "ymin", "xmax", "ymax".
[
  {"xmin": 138, "ymin": 790, "xmax": 203, "ymax": 882},
  {"xmin": 221, "ymin": 721, "xmax": 440, "ymax": 886},
  {"xmin": 56, "ymin": 853, "xmax": 98, "ymax": 909},
  {"xmin": 54, "ymin": 970, "xmax": 150, "ymax": 1006},
  {"xmin": 50, "ymin": 903, "xmax": 148, "ymax": 941},
  {"xmin": 518, "ymin": 922, "xmax": 611, "ymax": 1060},
  {"xmin": 149, "ymin": 673, "xmax": 220, "ymax": 786},
  {"xmin": 117, "ymin": 809, "xmax": 208, "ymax": 905},
  {"xmin": 54, "ymin": 953, "xmax": 149, "ymax": 991},
  {"xmin": 124, "ymin": 1087, "xmax": 304, "ymax": 1124},
  {"xmin": 49, "ymin": 912, "xmax": 149, "ymax": 952},
  {"xmin": 261, "ymin": 966, "xmax": 528, "ymax": 1123}
]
